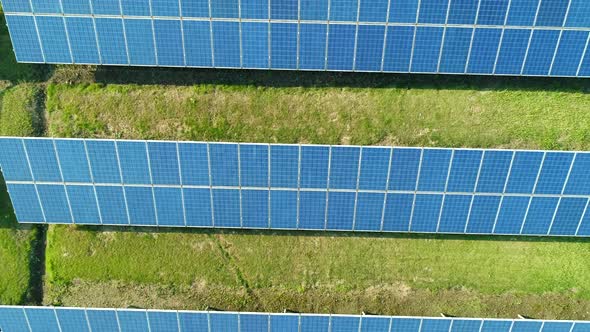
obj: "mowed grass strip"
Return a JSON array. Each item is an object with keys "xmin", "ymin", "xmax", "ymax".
[
  {"xmin": 42, "ymin": 81, "xmax": 590, "ymax": 318},
  {"xmin": 47, "ymin": 83, "xmax": 590, "ymax": 150}
]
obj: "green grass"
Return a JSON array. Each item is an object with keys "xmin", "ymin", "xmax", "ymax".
[
  {"xmin": 0, "ymin": 84, "xmax": 44, "ymax": 136},
  {"xmin": 42, "ymin": 81, "xmax": 590, "ymax": 318},
  {"xmin": 46, "ymin": 83, "xmax": 590, "ymax": 150}
]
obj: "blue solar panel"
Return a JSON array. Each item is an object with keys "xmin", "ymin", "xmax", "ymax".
[
  {"xmin": 148, "ymin": 311, "xmax": 179, "ymax": 332},
  {"xmin": 178, "ymin": 312, "xmax": 208, "ymax": 332},
  {"xmin": 330, "ymin": 146, "xmax": 360, "ymax": 190},
  {"xmin": 55, "ymin": 308, "xmax": 90, "ymax": 332},
  {"xmin": 4, "ymin": 0, "xmax": 590, "ymax": 77},
  {"xmin": 242, "ymin": 22, "xmax": 269, "ymax": 69},
  {"xmin": 125, "ymin": 186, "xmax": 157, "ymax": 225},
  {"xmin": 125, "ymin": 19, "xmax": 157, "ymax": 66},
  {"xmin": 25, "ymin": 307, "xmax": 60, "ymax": 332},
  {"xmin": 183, "ymin": 20, "xmax": 213, "ymax": 67},
  {"xmin": 66, "ymin": 17, "xmax": 100, "ymax": 64},
  {"xmin": 3, "ymin": 306, "xmax": 590, "ymax": 331},
  {"xmin": 118, "ymin": 310, "xmax": 150, "ymax": 332},
  {"xmin": 3, "ymin": 138, "xmax": 590, "ymax": 237}
]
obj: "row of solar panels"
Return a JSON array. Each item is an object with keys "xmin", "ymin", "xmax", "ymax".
[
  {"xmin": 3, "ymin": 0, "xmax": 590, "ymax": 28},
  {"xmin": 6, "ymin": 14, "xmax": 590, "ymax": 76},
  {"xmin": 1, "ymin": 138, "xmax": 590, "ymax": 236},
  {"xmin": 1, "ymin": 306, "xmax": 589, "ymax": 332}
]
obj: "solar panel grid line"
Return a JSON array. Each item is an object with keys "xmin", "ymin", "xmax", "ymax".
[
  {"xmin": 548, "ymin": 0, "xmax": 573, "ymax": 75},
  {"xmin": 114, "ymin": 140, "xmax": 133, "ymax": 225},
  {"xmin": 576, "ymin": 30, "xmax": 590, "ymax": 77},
  {"xmin": 53, "ymin": 307, "xmax": 64, "ymax": 332},
  {"xmin": 574, "ymin": 198, "xmax": 590, "ymax": 236},
  {"xmin": 546, "ymin": 153, "xmax": 577, "ymax": 235},
  {"xmin": 82, "ymin": 139, "xmax": 104, "ymax": 224},
  {"xmin": 206, "ymin": 310, "xmax": 212, "ymax": 331},
  {"xmin": 237, "ymin": 143, "xmax": 244, "ymax": 228},
  {"xmin": 175, "ymin": 142, "xmax": 188, "ymax": 227},
  {"xmin": 238, "ymin": 0, "xmax": 243, "ymax": 69},
  {"xmin": 10, "ymin": 11, "xmax": 590, "ymax": 29},
  {"xmin": 51, "ymin": 138, "xmax": 75, "ymax": 224},
  {"xmin": 519, "ymin": 0, "xmax": 543, "ymax": 76},
  {"xmin": 148, "ymin": 0, "xmax": 160, "ymax": 66},
  {"xmin": 19, "ymin": 138, "xmax": 47, "ymax": 223},
  {"xmin": 208, "ymin": 0, "xmax": 215, "ymax": 67},
  {"xmin": 143, "ymin": 310, "xmax": 152, "ymax": 332},
  {"xmin": 569, "ymin": 322, "xmax": 577, "ymax": 332},
  {"xmin": 178, "ymin": 0, "xmax": 188, "ymax": 67},
  {"xmin": 491, "ymin": 150, "xmax": 517, "ymax": 233},
  {"xmin": 328, "ymin": 313, "xmax": 333, "ymax": 331},
  {"xmin": 435, "ymin": 149, "xmax": 455, "ymax": 233},
  {"xmin": 351, "ymin": 146, "xmax": 363, "ymax": 231},
  {"xmin": 324, "ymin": 146, "xmax": 333, "ymax": 230},
  {"xmin": 114, "ymin": 309, "xmax": 123, "ymax": 332},
  {"xmin": 10, "ymin": 180, "xmax": 590, "ymax": 197},
  {"xmin": 296, "ymin": 144, "xmax": 302, "ymax": 229},
  {"xmin": 463, "ymin": 149, "xmax": 486, "ymax": 233},
  {"xmin": 477, "ymin": 319, "xmax": 485, "ymax": 332},
  {"xmin": 206, "ymin": 142, "xmax": 216, "ymax": 227},
  {"xmin": 27, "ymin": 0, "xmax": 46, "ymax": 63},
  {"xmin": 408, "ymin": 0, "xmax": 423, "ymax": 73},
  {"xmin": 407, "ymin": 148, "xmax": 425, "ymax": 231},
  {"xmin": 295, "ymin": 0, "xmax": 300, "ymax": 69},
  {"xmin": 117, "ymin": 0, "xmax": 132, "ymax": 65},
  {"xmin": 22, "ymin": 307, "xmax": 33, "ymax": 332},
  {"xmin": 435, "ymin": 0, "xmax": 453, "ymax": 73},
  {"xmin": 268, "ymin": 143, "xmax": 271, "ymax": 228},
  {"xmin": 88, "ymin": 0, "xmax": 104, "ymax": 64},
  {"xmin": 270, "ymin": 0, "xmax": 274, "ymax": 69},
  {"xmin": 351, "ymin": 0, "xmax": 362, "ymax": 71},
  {"xmin": 463, "ymin": 0, "xmax": 483, "ymax": 74},
  {"xmin": 520, "ymin": 151, "xmax": 547, "ymax": 235},
  {"xmin": 238, "ymin": 312, "xmax": 241, "ymax": 331},
  {"xmin": 324, "ymin": 0, "xmax": 331, "ymax": 71},
  {"xmin": 176, "ymin": 311, "xmax": 182, "ymax": 331},
  {"xmin": 357, "ymin": 315, "xmax": 362, "ymax": 332},
  {"xmin": 492, "ymin": 25, "xmax": 514, "ymax": 75},
  {"xmin": 379, "ymin": 147, "xmax": 394, "ymax": 231},
  {"xmin": 548, "ymin": 29, "xmax": 565, "ymax": 76},
  {"xmin": 57, "ymin": 0, "xmax": 75, "ymax": 64},
  {"xmin": 379, "ymin": 0, "xmax": 392, "ymax": 72},
  {"xmin": 417, "ymin": 316, "xmax": 424, "ymax": 332}
]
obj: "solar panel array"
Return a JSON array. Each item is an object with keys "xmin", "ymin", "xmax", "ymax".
[
  {"xmin": 1, "ymin": 306, "xmax": 590, "ymax": 332},
  {"xmin": 3, "ymin": 0, "xmax": 590, "ymax": 76},
  {"xmin": 2, "ymin": 137, "xmax": 590, "ymax": 237}
]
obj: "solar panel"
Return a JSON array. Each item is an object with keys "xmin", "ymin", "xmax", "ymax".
[
  {"xmin": 1, "ymin": 137, "xmax": 590, "ymax": 237},
  {"xmin": 1, "ymin": 306, "xmax": 590, "ymax": 332},
  {"xmin": 3, "ymin": 0, "xmax": 590, "ymax": 76}
]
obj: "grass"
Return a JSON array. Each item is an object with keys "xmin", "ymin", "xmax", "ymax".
[
  {"xmin": 41, "ymin": 80, "xmax": 590, "ymax": 319},
  {"xmin": 0, "ymin": 84, "xmax": 44, "ymax": 136},
  {"xmin": 46, "ymin": 83, "xmax": 590, "ymax": 150}
]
